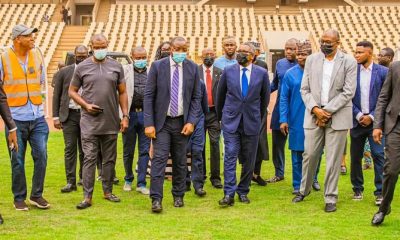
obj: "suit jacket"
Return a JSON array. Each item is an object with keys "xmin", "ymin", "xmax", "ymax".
[
  {"xmin": 198, "ymin": 64, "xmax": 222, "ymax": 106},
  {"xmin": 301, "ymin": 50, "xmax": 357, "ymax": 130},
  {"xmin": 216, "ymin": 63, "xmax": 270, "ymax": 136},
  {"xmin": 374, "ymin": 61, "xmax": 400, "ymax": 134},
  {"xmin": 144, "ymin": 57, "xmax": 201, "ymax": 131},
  {"xmin": 0, "ymin": 85, "xmax": 16, "ymax": 129},
  {"xmin": 52, "ymin": 64, "xmax": 76, "ymax": 122},
  {"xmin": 352, "ymin": 63, "xmax": 388, "ymax": 128}
]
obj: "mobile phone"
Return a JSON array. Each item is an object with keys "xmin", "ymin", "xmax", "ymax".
[{"xmin": 93, "ymin": 106, "xmax": 104, "ymax": 112}]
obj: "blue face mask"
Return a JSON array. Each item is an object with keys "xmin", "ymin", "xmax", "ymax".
[
  {"xmin": 93, "ymin": 48, "xmax": 107, "ymax": 60},
  {"xmin": 134, "ymin": 59, "xmax": 147, "ymax": 69},
  {"xmin": 172, "ymin": 52, "xmax": 187, "ymax": 63}
]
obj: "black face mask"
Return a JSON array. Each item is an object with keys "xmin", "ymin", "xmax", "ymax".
[
  {"xmin": 75, "ymin": 57, "xmax": 86, "ymax": 65},
  {"xmin": 236, "ymin": 53, "xmax": 250, "ymax": 66},
  {"xmin": 160, "ymin": 51, "xmax": 170, "ymax": 59},
  {"xmin": 203, "ymin": 57, "xmax": 215, "ymax": 67},
  {"xmin": 321, "ymin": 45, "xmax": 335, "ymax": 56}
]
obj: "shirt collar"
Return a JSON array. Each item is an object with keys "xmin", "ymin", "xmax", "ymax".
[
  {"xmin": 324, "ymin": 52, "xmax": 338, "ymax": 62},
  {"xmin": 360, "ymin": 62, "xmax": 373, "ymax": 72},
  {"xmin": 203, "ymin": 64, "xmax": 213, "ymax": 72},
  {"xmin": 240, "ymin": 63, "xmax": 252, "ymax": 72},
  {"xmin": 170, "ymin": 56, "xmax": 182, "ymax": 67}
]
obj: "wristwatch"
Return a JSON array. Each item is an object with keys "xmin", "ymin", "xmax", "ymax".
[{"xmin": 122, "ymin": 114, "xmax": 130, "ymax": 120}]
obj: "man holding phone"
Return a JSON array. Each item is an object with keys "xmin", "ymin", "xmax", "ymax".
[{"xmin": 69, "ymin": 34, "xmax": 129, "ymax": 209}]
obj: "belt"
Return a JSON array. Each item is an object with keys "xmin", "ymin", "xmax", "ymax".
[
  {"xmin": 69, "ymin": 108, "xmax": 81, "ymax": 113},
  {"xmin": 209, "ymin": 106, "xmax": 215, "ymax": 111},
  {"xmin": 134, "ymin": 108, "xmax": 143, "ymax": 112},
  {"xmin": 166, "ymin": 115, "xmax": 183, "ymax": 119}
]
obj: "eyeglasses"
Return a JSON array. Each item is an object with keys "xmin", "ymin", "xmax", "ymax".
[{"xmin": 378, "ymin": 54, "xmax": 391, "ymax": 58}]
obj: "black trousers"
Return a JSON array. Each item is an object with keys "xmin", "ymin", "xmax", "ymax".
[
  {"xmin": 204, "ymin": 108, "xmax": 221, "ymax": 181},
  {"xmin": 150, "ymin": 117, "xmax": 188, "ymax": 200},
  {"xmin": 379, "ymin": 118, "xmax": 400, "ymax": 214},
  {"xmin": 272, "ymin": 129, "xmax": 287, "ymax": 178},
  {"xmin": 62, "ymin": 110, "xmax": 83, "ymax": 185}
]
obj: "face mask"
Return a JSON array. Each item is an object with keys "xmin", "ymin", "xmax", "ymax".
[
  {"xmin": 321, "ymin": 45, "xmax": 334, "ymax": 56},
  {"xmin": 203, "ymin": 56, "xmax": 215, "ymax": 67},
  {"xmin": 134, "ymin": 59, "xmax": 147, "ymax": 69},
  {"xmin": 160, "ymin": 51, "xmax": 170, "ymax": 59},
  {"xmin": 75, "ymin": 57, "xmax": 86, "ymax": 65},
  {"xmin": 236, "ymin": 53, "xmax": 250, "ymax": 66},
  {"xmin": 172, "ymin": 52, "xmax": 187, "ymax": 63},
  {"xmin": 93, "ymin": 48, "xmax": 107, "ymax": 60}
]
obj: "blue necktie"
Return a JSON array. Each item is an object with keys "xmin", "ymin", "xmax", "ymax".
[
  {"xmin": 241, "ymin": 68, "xmax": 248, "ymax": 98},
  {"xmin": 170, "ymin": 64, "xmax": 179, "ymax": 116}
]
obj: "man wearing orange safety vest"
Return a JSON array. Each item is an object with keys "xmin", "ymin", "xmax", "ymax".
[{"xmin": 0, "ymin": 24, "xmax": 50, "ymax": 211}]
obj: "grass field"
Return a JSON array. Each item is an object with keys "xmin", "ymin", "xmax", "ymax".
[{"xmin": 0, "ymin": 132, "xmax": 399, "ymax": 239}]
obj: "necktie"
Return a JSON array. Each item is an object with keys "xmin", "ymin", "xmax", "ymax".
[
  {"xmin": 242, "ymin": 68, "xmax": 248, "ymax": 98},
  {"xmin": 170, "ymin": 64, "xmax": 179, "ymax": 117},
  {"xmin": 206, "ymin": 69, "xmax": 213, "ymax": 106}
]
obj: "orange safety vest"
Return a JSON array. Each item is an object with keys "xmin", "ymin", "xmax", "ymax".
[{"xmin": 1, "ymin": 47, "xmax": 42, "ymax": 107}]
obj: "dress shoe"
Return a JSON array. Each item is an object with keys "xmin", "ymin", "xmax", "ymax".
[
  {"xmin": 372, "ymin": 208, "xmax": 391, "ymax": 226},
  {"xmin": 61, "ymin": 183, "xmax": 77, "ymax": 193},
  {"xmin": 194, "ymin": 188, "xmax": 206, "ymax": 197},
  {"xmin": 292, "ymin": 194, "xmax": 305, "ymax": 203},
  {"xmin": 104, "ymin": 194, "xmax": 121, "ymax": 202},
  {"xmin": 266, "ymin": 176, "xmax": 284, "ymax": 183},
  {"xmin": 211, "ymin": 180, "xmax": 223, "ymax": 189},
  {"xmin": 218, "ymin": 196, "xmax": 234, "ymax": 207},
  {"xmin": 325, "ymin": 203, "xmax": 337, "ymax": 212},
  {"xmin": 76, "ymin": 201, "xmax": 92, "ymax": 210},
  {"xmin": 173, "ymin": 197, "xmax": 184, "ymax": 207},
  {"xmin": 152, "ymin": 199, "xmax": 163, "ymax": 213},
  {"xmin": 252, "ymin": 176, "xmax": 267, "ymax": 186},
  {"xmin": 0, "ymin": 214, "xmax": 3, "ymax": 225},
  {"xmin": 238, "ymin": 195, "xmax": 250, "ymax": 204},
  {"xmin": 312, "ymin": 181, "xmax": 321, "ymax": 191}
]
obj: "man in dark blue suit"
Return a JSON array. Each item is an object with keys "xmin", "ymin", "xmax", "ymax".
[
  {"xmin": 144, "ymin": 36, "xmax": 201, "ymax": 213},
  {"xmin": 351, "ymin": 41, "xmax": 388, "ymax": 205},
  {"xmin": 216, "ymin": 43, "xmax": 270, "ymax": 206}
]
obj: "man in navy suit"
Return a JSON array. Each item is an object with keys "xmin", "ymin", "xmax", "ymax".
[
  {"xmin": 216, "ymin": 43, "xmax": 270, "ymax": 206},
  {"xmin": 144, "ymin": 36, "xmax": 201, "ymax": 213},
  {"xmin": 351, "ymin": 41, "xmax": 388, "ymax": 205}
]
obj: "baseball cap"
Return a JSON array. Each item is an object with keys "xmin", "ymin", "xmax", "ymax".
[{"xmin": 12, "ymin": 24, "xmax": 38, "ymax": 40}]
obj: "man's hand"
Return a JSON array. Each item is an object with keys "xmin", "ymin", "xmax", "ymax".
[
  {"xmin": 181, "ymin": 123, "xmax": 194, "ymax": 136},
  {"xmin": 145, "ymin": 126, "xmax": 156, "ymax": 139},
  {"xmin": 280, "ymin": 123, "xmax": 289, "ymax": 136},
  {"xmin": 312, "ymin": 107, "xmax": 331, "ymax": 122},
  {"xmin": 315, "ymin": 119, "xmax": 326, "ymax": 128},
  {"xmin": 84, "ymin": 104, "xmax": 103, "ymax": 115},
  {"xmin": 54, "ymin": 119, "xmax": 62, "ymax": 129},
  {"xmin": 120, "ymin": 118, "xmax": 129, "ymax": 133},
  {"xmin": 359, "ymin": 115, "xmax": 373, "ymax": 127},
  {"xmin": 8, "ymin": 131, "xmax": 18, "ymax": 152},
  {"xmin": 373, "ymin": 129, "xmax": 383, "ymax": 145}
]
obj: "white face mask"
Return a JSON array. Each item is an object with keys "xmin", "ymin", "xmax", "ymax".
[{"xmin": 93, "ymin": 48, "xmax": 107, "ymax": 60}]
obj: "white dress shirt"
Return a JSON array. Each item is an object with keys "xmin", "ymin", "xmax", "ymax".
[
  {"xmin": 167, "ymin": 57, "xmax": 184, "ymax": 116},
  {"xmin": 202, "ymin": 64, "xmax": 213, "ymax": 93},
  {"xmin": 239, "ymin": 63, "xmax": 252, "ymax": 92},
  {"xmin": 321, "ymin": 53, "xmax": 337, "ymax": 106},
  {"xmin": 356, "ymin": 63, "xmax": 374, "ymax": 121}
]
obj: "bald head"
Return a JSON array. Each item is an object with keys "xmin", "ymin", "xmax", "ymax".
[
  {"xmin": 285, "ymin": 38, "xmax": 298, "ymax": 62},
  {"xmin": 131, "ymin": 46, "xmax": 147, "ymax": 55},
  {"xmin": 322, "ymin": 29, "xmax": 340, "ymax": 41},
  {"xmin": 201, "ymin": 48, "xmax": 215, "ymax": 57},
  {"xmin": 90, "ymin": 33, "xmax": 108, "ymax": 44},
  {"xmin": 320, "ymin": 29, "xmax": 341, "ymax": 57},
  {"xmin": 131, "ymin": 46, "xmax": 147, "ymax": 60}
]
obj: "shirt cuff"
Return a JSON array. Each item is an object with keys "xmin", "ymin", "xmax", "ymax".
[
  {"xmin": 356, "ymin": 113, "xmax": 363, "ymax": 121},
  {"xmin": 8, "ymin": 127, "xmax": 17, "ymax": 132},
  {"xmin": 369, "ymin": 114, "xmax": 374, "ymax": 121},
  {"xmin": 53, "ymin": 117, "xmax": 59, "ymax": 121}
]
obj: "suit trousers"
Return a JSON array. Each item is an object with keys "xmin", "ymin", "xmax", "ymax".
[
  {"xmin": 204, "ymin": 109, "xmax": 221, "ymax": 180},
  {"xmin": 379, "ymin": 118, "xmax": 400, "ymax": 214},
  {"xmin": 150, "ymin": 117, "xmax": 188, "ymax": 200},
  {"xmin": 186, "ymin": 114, "xmax": 205, "ymax": 190},
  {"xmin": 272, "ymin": 130, "xmax": 287, "ymax": 178},
  {"xmin": 223, "ymin": 129, "xmax": 259, "ymax": 197},
  {"xmin": 300, "ymin": 126, "xmax": 347, "ymax": 204},
  {"xmin": 350, "ymin": 125, "xmax": 385, "ymax": 196},
  {"xmin": 81, "ymin": 134, "xmax": 118, "ymax": 198},
  {"xmin": 62, "ymin": 110, "xmax": 83, "ymax": 185}
]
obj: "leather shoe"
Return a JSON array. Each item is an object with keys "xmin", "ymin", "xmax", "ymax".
[
  {"xmin": 252, "ymin": 176, "xmax": 267, "ymax": 186},
  {"xmin": 173, "ymin": 197, "xmax": 184, "ymax": 207},
  {"xmin": 312, "ymin": 181, "xmax": 321, "ymax": 191},
  {"xmin": 0, "ymin": 214, "xmax": 3, "ymax": 225},
  {"xmin": 372, "ymin": 208, "xmax": 391, "ymax": 226},
  {"xmin": 324, "ymin": 203, "xmax": 337, "ymax": 212},
  {"xmin": 211, "ymin": 180, "xmax": 223, "ymax": 189},
  {"xmin": 219, "ymin": 196, "xmax": 234, "ymax": 207},
  {"xmin": 61, "ymin": 183, "xmax": 77, "ymax": 193},
  {"xmin": 238, "ymin": 195, "xmax": 250, "ymax": 204},
  {"xmin": 104, "ymin": 194, "xmax": 120, "ymax": 202},
  {"xmin": 152, "ymin": 199, "xmax": 162, "ymax": 213},
  {"xmin": 292, "ymin": 194, "xmax": 305, "ymax": 203},
  {"xmin": 194, "ymin": 188, "xmax": 206, "ymax": 197},
  {"xmin": 76, "ymin": 201, "xmax": 92, "ymax": 210}
]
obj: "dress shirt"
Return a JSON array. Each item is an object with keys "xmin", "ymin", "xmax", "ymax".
[
  {"xmin": 167, "ymin": 57, "xmax": 184, "ymax": 116},
  {"xmin": 356, "ymin": 63, "xmax": 374, "ymax": 121},
  {"xmin": 68, "ymin": 64, "xmax": 81, "ymax": 110},
  {"xmin": 321, "ymin": 53, "xmax": 337, "ymax": 106}
]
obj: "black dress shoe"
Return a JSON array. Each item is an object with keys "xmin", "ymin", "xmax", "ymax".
[
  {"xmin": 61, "ymin": 183, "xmax": 77, "ymax": 193},
  {"xmin": 218, "ymin": 196, "xmax": 234, "ymax": 207},
  {"xmin": 312, "ymin": 181, "xmax": 321, "ymax": 191},
  {"xmin": 252, "ymin": 176, "xmax": 267, "ymax": 186},
  {"xmin": 325, "ymin": 203, "xmax": 337, "ymax": 212},
  {"xmin": 76, "ymin": 201, "xmax": 92, "ymax": 210},
  {"xmin": 292, "ymin": 194, "xmax": 305, "ymax": 203},
  {"xmin": 211, "ymin": 180, "xmax": 223, "ymax": 189},
  {"xmin": 152, "ymin": 199, "xmax": 162, "ymax": 213},
  {"xmin": 194, "ymin": 188, "xmax": 206, "ymax": 197},
  {"xmin": 371, "ymin": 208, "xmax": 391, "ymax": 226},
  {"xmin": 0, "ymin": 214, "xmax": 3, "ymax": 225},
  {"xmin": 173, "ymin": 197, "xmax": 184, "ymax": 207},
  {"xmin": 238, "ymin": 195, "xmax": 250, "ymax": 204}
]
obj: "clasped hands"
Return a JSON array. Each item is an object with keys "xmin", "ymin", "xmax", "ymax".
[{"xmin": 312, "ymin": 107, "xmax": 331, "ymax": 127}]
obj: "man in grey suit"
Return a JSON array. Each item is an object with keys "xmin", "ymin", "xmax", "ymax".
[
  {"xmin": 53, "ymin": 45, "xmax": 88, "ymax": 193},
  {"xmin": 371, "ymin": 61, "xmax": 400, "ymax": 225},
  {"xmin": 292, "ymin": 29, "xmax": 357, "ymax": 212}
]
